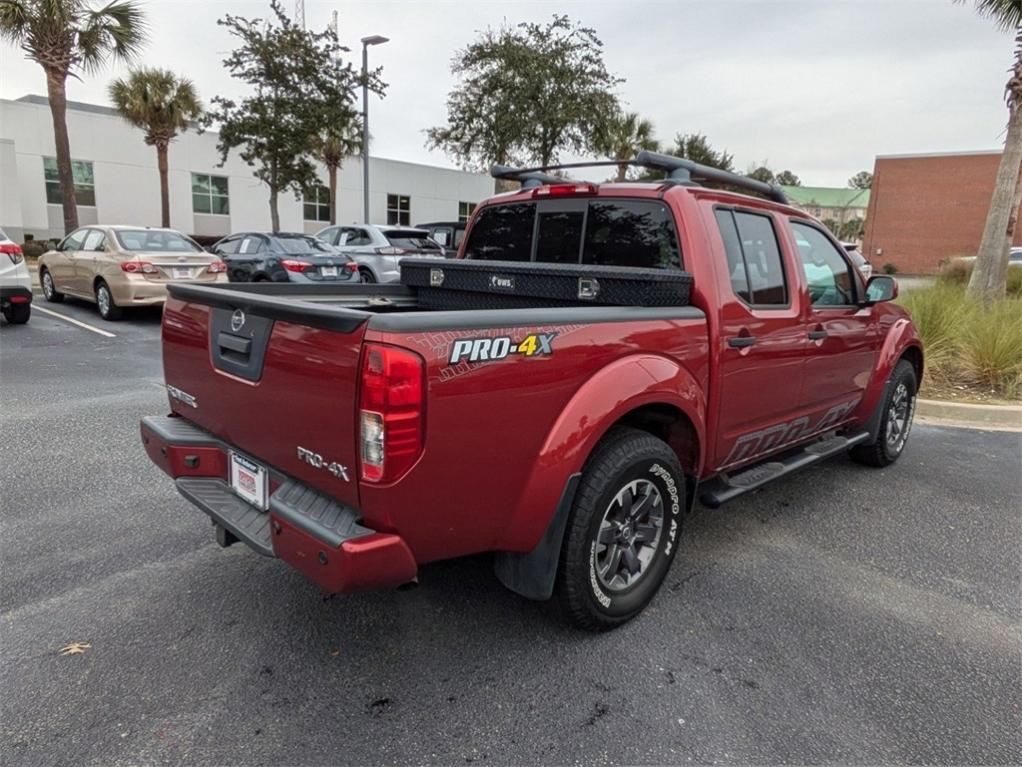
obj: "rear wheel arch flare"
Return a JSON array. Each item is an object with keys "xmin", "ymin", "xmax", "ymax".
[{"xmin": 900, "ymin": 344, "xmax": 923, "ymax": 383}]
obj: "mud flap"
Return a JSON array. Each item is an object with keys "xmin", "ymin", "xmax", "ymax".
[{"xmin": 493, "ymin": 473, "xmax": 580, "ymax": 601}]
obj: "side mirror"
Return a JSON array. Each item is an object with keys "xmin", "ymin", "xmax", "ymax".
[{"xmin": 864, "ymin": 275, "xmax": 898, "ymax": 304}]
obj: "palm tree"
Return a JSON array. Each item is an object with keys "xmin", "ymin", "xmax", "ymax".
[
  {"xmin": 597, "ymin": 111, "xmax": 658, "ymax": 182},
  {"xmin": 109, "ymin": 68, "xmax": 201, "ymax": 228},
  {"xmin": 0, "ymin": 0, "xmax": 147, "ymax": 234},
  {"xmin": 316, "ymin": 124, "xmax": 361, "ymax": 226},
  {"xmin": 957, "ymin": 0, "xmax": 1022, "ymax": 305}
]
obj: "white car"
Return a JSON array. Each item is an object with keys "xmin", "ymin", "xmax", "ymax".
[
  {"xmin": 954, "ymin": 249, "xmax": 1022, "ymax": 269},
  {"xmin": 315, "ymin": 224, "xmax": 445, "ymax": 283},
  {"xmin": 0, "ymin": 227, "xmax": 32, "ymax": 324},
  {"xmin": 842, "ymin": 243, "xmax": 873, "ymax": 281}
]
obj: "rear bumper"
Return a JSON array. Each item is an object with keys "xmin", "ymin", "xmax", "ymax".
[
  {"xmin": 140, "ymin": 414, "xmax": 417, "ymax": 593},
  {"xmin": 0, "ymin": 285, "xmax": 32, "ymax": 305}
]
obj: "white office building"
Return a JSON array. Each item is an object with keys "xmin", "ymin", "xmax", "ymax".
[{"xmin": 0, "ymin": 95, "xmax": 493, "ymax": 243}]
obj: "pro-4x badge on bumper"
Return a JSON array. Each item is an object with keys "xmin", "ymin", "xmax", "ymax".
[{"xmin": 449, "ymin": 332, "xmax": 557, "ymax": 364}]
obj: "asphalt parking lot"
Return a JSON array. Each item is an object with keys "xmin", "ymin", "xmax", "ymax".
[{"xmin": 2, "ymin": 296, "xmax": 1020, "ymax": 767}]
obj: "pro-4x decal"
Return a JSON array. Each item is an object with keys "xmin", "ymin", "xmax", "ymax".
[{"xmin": 448, "ymin": 332, "xmax": 557, "ymax": 364}]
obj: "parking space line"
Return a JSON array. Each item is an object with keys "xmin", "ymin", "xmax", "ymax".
[{"xmin": 33, "ymin": 306, "xmax": 117, "ymax": 338}]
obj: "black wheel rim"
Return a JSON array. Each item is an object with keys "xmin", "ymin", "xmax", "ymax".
[
  {"xmin": 886, "ymin": 381, "xmax": 913, "ymax": 451},
  {"xmin": 593, "ymin": 478, "xmax": 664, "ymax": 592}
]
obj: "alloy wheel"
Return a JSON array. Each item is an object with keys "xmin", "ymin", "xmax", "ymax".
[
  {"xmin": 886, "ymin": 382, "xmax": 912, "ymax": 451},
  {"xmin": 97, "ymin": 285, "xmax": 111, "ymax": 316},
  {"xmin": 593, "ymin": 478, "xmax": 664, "ymax": 592}
]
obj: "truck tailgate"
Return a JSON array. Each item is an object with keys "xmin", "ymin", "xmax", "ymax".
[{"xmin": 161, "ymin": 294, "xmax": 367, "ymax": 508}]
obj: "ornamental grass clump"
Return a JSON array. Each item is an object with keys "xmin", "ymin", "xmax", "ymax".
[{"xmin": 959, "ymin": 298, "xmax": 1022, "ymax": 398}]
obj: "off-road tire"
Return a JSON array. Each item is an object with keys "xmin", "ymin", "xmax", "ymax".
[
  {"xmin": 95, "ymin": 280, "xmax": 123, "ymax": 321},
  {"xmin": 554, "ymin": 427, "xmax": 685, "ymax": 631},
  {"xmin": 40, "ymin": 268, "xmax": 64, "ymax": 303},
  {"xmin": 2, "ymin": 303, "xmax": 30, "ymax": 324},
  {"xmin": 850, "ymin": 359, "xmax": 917, "ymax": 467}
]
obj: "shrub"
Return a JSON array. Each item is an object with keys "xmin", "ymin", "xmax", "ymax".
[
  {"xmin": 938, "ymin": 258, "xmax": 972, "ymax": 285},
  {"xmin": 883, "ymin": 262, "xmax": 898, "ymax": 275},
  {"xmin": 897, "ymin": 283, "xmax": 970, "ymax": 372},
  {"xmin": 959, "ymin": 299, "xmax": 1022, "ymax": 398},
  {"xmin": 21, "ymin": 240, "xmax": 46, "ymax": 258},
  {"xmin": 1007, "ymin": 267, "xmax": 1022, "ymax": 297}
]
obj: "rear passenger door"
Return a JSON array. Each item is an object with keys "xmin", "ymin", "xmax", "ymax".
[
  {"xmin": 710, "ymin": 208, "xmax": 807, "ymax": 470},
  {"xmin": 51, "ymin": 229, "xmax": 87, "ymax": 292},
  {"xmin": 788, "ymin": 220, "xmax": 876, "ymax": 419}
]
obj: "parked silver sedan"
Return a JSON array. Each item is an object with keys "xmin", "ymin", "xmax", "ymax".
[{"xmin": 315, "ymin": 224, "xmax": 445, "ymax": 283}]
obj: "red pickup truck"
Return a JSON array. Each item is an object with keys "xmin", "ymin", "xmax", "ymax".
[{"xmin": 141, "ymin": 152, "xmax": 922, "ymax": 629}]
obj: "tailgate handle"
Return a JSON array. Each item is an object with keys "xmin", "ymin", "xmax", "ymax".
[{"xmin": 217, "ymin": 332, "xmax": 251, "ymax": 358}]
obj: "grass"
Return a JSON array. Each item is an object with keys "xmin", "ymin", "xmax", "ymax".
[{"xmin": 897, "ymin": 280, "xmax": 1022, "ymax": 400}]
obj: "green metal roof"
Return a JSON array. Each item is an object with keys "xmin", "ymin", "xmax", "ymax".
[{"xmin": 779, "ymin": 185, "xmax": 870, "ymax": 209}]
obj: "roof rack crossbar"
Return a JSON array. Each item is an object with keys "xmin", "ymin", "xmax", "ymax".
[
  {"xmin": 491, "ymin": 164, "xmax": 568, "ymax": 190},
  {"xmin": 490, "ymin": 154, "xmax": 789, "ymax": 204},
  {"xmin": 634, "ymin": 150, "xmax": 789, "ymax": 204}
]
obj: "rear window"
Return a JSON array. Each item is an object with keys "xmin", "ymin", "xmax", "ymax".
[
  {"xmin": 463, "ymin": 204, "xmax": 537, "ymax": 262},
  {"xmin": 273, "ymin": 235, "xmax": 332, "ymax": 254},
  {"xmin": 464, "ymin": 199, "xmax": 681, "ymax": 269},
  {"xmin": 713, "ymin": 209, "xmax": 787, "ymax": 306},
  {"xmin": 115, "ymin": 229, "xmax": 201, "ymax": 253},
  {"xmin": 385, "ymin": 231, "xmax": 443, "ymax": 252}
]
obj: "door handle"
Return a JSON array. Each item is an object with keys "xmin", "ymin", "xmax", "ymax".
[
  {"xmin": 808, "ymin": 329, "xmax": 828, "ymax": 340},
  {"xmin": 727, "ymin": 335, "xmax": 757, "ymax": 349}
]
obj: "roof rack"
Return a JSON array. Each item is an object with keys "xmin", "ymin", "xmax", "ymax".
[{"xmin": 490, "ymin": 153, "xmax": 790, "ymax": 205}]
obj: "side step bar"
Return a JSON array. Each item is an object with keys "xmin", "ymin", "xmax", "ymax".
[{"xmin": 699, "ymin": 432, "xmax": 870, "ymax": 508}]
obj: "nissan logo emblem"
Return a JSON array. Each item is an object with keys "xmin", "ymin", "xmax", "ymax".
[{"xmin": 230, "ymin": 309, "xmax": 245, "ymax": 332}]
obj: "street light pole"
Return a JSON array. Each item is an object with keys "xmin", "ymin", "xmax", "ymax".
[{"xmin": 360, "ymin": 35, "xmax": 388, "ymax": 224}]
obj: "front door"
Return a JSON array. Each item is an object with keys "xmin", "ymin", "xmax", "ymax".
[
  {"xmin": 787, "ymin": 221, "xmax": 877, "ymax": 423},
  {"xmin": 711, "ymin": 207, "xmax": 808, "ymax": 470},
  {"xmin": 50, "ymin": 229, "xmax": 87, "ymax": 294}
]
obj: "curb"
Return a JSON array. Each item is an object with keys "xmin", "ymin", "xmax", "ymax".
[{"xmin": 915, "ymin": 398, "xmax": 1022, "ymax": 432}]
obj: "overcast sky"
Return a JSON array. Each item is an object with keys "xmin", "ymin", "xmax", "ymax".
[{"xmin": 0, "ymin": 0, "xmax": 1013, "ymax": 186}]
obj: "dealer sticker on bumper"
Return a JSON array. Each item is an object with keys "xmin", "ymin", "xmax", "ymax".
[{"xmin": 229, "ymin": 451, "xmax": 268, "ymax": 510}]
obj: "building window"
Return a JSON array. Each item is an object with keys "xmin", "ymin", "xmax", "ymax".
[
  {"xmin": 458, "ymin": 201, "xmax": 476, "ymax": 222},
  {"xmin": 44, "ymin": 157, "xmax": 95, "ymax": 206},
  {"xmin": 192, "ymin": 173, "xmax": 230, "ymax": 215},
  {"xmin": 387, "ymin": 194, "xmax": 410, "ymax": 226},
  {"xmin": 304, "ymin": 184, "xmax": 331, "ymax": 222}
]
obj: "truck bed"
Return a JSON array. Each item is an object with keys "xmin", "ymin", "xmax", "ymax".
[{"xmin": 167, "ymin": 280, "xmax": 701, "ymax": 334}]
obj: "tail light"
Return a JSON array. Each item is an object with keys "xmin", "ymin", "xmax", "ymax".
[
  {"xmin": 374, "ymin": 246, "xmax": 406, "ymax": 256},
  {"xmin": 281, "ymin": 259, "xmax": 313, "ymax": 273},
  {"xmin": 344, "ymin": 260, "xmax": 359, "ymax": 271},
  {"xmin": 121, "ymin": 260, "xmax": 159, "ymax": 274},
  {"xmin": 359, "ymin": 344, "xmax": 425, "ymax": 483},
  {"xmin": 206, "ymin": 259, "xmax": 227, "ymax": 273},
  {"xmin": 1, "ymin": 243, "xmax": 24, "ymax": 264},
  {"xmin": 533, "ymin": 183, "xmax": 598, "ymax": 198}
]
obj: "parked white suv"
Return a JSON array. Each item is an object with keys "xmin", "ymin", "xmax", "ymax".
[
  {"xmin": 0, "ymin": 228, "xmax": 32, "ymax": 324},
  {"xmin": 315, "ymin": 224, "xmax": 444, "ymax": 283}
]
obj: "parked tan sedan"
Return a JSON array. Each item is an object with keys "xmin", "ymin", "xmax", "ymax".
[{"xmin": 38, "ymin": 225, "xmax": 227, "ymax": 320}]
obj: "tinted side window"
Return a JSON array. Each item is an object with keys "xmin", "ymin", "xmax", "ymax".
[
  {"xmin": 734, "ymin": 212, "xmax": 787, "ymax": 305},
  {"xmin": 535, "ymin": 210, "xmax": 584, "ymax": 264},
  {"xmin": 791, "ymin": 222, "xmax": 856, "ymax": 306},
  {"xmin": 463, "ymin": 203, "xmax": 536, "ymax": 262},
  {"xmin": 583, "ymin": 200, "xmax": 681, "ymax": 269},
  {"xmin": 216, "ymin": 237, "xmax": 241, "ymax": 255},
  {"xmin": 82, "ymin": 229, "xmax": 106, "ymax": 252},
  {"xmin": 239, "ymin": 236, "xmax": 264, "ymax": 254},
  {"xmin": 61, "ymin": 230, "xmax": 87, "ymax": 251},
  {"xmin": 714, "ymin": 210, "xmax": 752, "ymax": 303}
]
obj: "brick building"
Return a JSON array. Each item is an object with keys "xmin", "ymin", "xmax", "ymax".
[{"xmin": 862, "ymin": 150, "xmax": 1022, "ymax": 275}]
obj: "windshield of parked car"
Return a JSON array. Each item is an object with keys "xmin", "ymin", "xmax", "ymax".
[
  {"xmin": 384, "ymin": 231, "xmax": 443, "ymax": 251},
  {"xmin": 273, "ymin": 235, "xmax": 334, "ymax": 255},
  {"xmin": 115, "ymin": 229, "xmax": 202, "ymax": 253}
]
